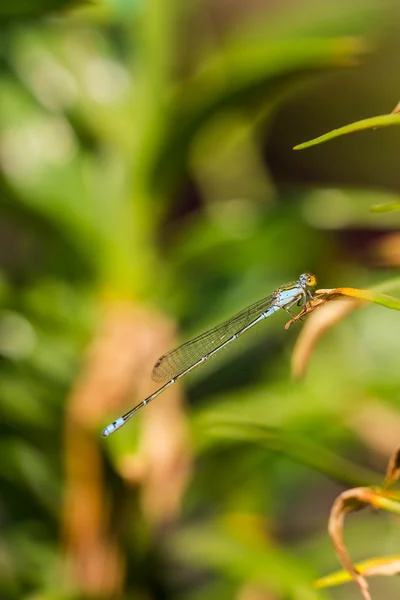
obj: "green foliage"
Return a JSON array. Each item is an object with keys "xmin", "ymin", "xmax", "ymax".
[
  {"xmin": 1, "ymin": 0, "xmax": 400, "ymax": 599},
  {"xmin": 0, "ymin": 0, "xmax": 86, "ymax": 22},
  {"xmin": 294, "ymin": 114, "xmax": 400, "ymax": 151}
]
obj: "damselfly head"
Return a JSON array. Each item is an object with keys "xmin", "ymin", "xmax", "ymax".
[{"xmin": 299, "ymin": 273, "xmax": 317, "ymax": 289}]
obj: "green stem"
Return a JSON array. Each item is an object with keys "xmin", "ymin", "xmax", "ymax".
[{"xmin": 205, "ymin": 421, "xmax": 380, "ymax": 488}]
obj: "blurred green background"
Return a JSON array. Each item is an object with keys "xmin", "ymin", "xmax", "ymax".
[{"xmin": 1, "ymin": 0, "xmax": 400, "ymax": 599}]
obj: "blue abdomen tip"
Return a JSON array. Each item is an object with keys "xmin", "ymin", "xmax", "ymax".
[{"xmin": 102, "ymin": 417, "xmax": 124, "ymax": 437}]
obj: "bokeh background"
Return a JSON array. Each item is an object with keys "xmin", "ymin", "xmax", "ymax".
[{"xmin": 1, "ymin": 0, "xmax": 400, "ymax": 599}]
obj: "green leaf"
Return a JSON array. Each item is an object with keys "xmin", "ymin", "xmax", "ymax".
[
  {"xmin": 172, "ymin": 523, "xmax": 325, "ymax": 600},
  {"xmin": 0, "ymin": 0, "xmax": 85, "ymax": 22},
  {"xmin": 370, "ymin": 493, "xmax": 400, "ymax": 515},
  {"xmin": 199, "ymin": 419, "xmax": 380, "ymax": 488},
  {"xmin": 332, "ymin": 287, "xmax": 400, "ymax": 311},
  {"xmin": 294, "ymin": 113, "xmax": 400, "ymax": 150},
  {"xmin": 370, "ymin": 201, "xmax": 400, "ymax": 213},
  {"xmin": 147, "ymin": 36, "xmax": 366, "ymax": 195},
  {"xmin": 315, "ymin": 555, "xmax": 400, "ymax": 588}
]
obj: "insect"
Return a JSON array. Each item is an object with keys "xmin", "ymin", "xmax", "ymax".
[{"xmin": 102, "ymin": 273, "xmax": 316, "ymax": 437}]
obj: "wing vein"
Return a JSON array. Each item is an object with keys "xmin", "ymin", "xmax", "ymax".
[{"xmin": 152, "ymin": 293, "xmax": 275, "ymax": 382}]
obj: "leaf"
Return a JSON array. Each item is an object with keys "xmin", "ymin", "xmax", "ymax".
[
  {"xmin": 326, "ymin": 449, "xmax": 400, "ymax": 600},
  {"xmin": 201, "ymin": 419, "xmax": 380, "ymax": 488},
  {"xmin": 171, "ymin": 521, "xmax": 324, "ymax": 600},
  {"xmin": 370, "ymin": 201, "xmax": 400, "ymax": 213},
  {"xmin": 314, "ymin": 555, "xmax": 400, "ymax": 589},
  {"xmin": 0, "ymin": 0, "xmax": 85, "ymax": 22},
  {"xmin": 289, "ymin": 297, "xmax": 358, "ymax": 380},
  {"xmin": 286, "ymin": 281, "xmax": 400, "ymax": 379},
  {"xmin": 331, "ymin": 287, "xmax": 400, "ymax": 310},
  {"xmin": 294, "ymin": 113, "xmax": 400, "ymax": 150},
  {"xmin": 148, "ymin": 36, "xmax": 366, "ymax": 195},
  {"xmin": 327, "ymin": 487, "xmax": 395, "ymax": 600}
]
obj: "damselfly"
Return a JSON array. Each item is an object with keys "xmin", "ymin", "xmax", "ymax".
[{"xmin": 102, "ymin": 273, "xmax": 316, "ymax": 437}]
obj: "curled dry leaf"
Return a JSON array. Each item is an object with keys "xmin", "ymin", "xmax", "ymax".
[
  {"xmin": 328, "ymin": 459, "xmax": 400, "ymax": 600},
  {"xmin": 328, "ymin": 487, "xmax": 379, "ymax": 600},
  {"xmin": 285, "ymin": 289, "xmax": 361, "ymax": 379},
  {"xmin": 286, "ymin": 286, "xmax": 400, "ymax": 379}
]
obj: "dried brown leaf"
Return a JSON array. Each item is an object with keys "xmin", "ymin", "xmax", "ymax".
[
  {"xmin": 324, "ymin": 449, "xmax": 400, "ymax": 599},
  {"xmin": 384, "ymin": 446, "xmax": 400, "ymax": 489},
  {"xmin": 63, "ymin": 301, "xmax": 192, "ymax": 594},
  {"xmin": 328, "ymin": 487, "xmax": 378, "ymax": 600},
  {"xmin": 67, "ymin": 302, "xmax": 178, "ymax": 426},
  {"xmin": 286, "ymin": 284, "xmax": 400, "ymax": 379},
  {"xmin": 289, "ymin": 295, "xmax": 359, "ymax": 379}
]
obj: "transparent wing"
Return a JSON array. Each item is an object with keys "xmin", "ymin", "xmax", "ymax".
[{"xmin": 152, "ymin": 293, "xmax": 275, "ymax": 383}]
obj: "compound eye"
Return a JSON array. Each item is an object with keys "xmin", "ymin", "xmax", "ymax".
[{"xmin": 306, "ymin": 274, "xmax": 316, "ymax": 287}]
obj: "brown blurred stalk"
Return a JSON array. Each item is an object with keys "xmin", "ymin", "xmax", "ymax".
[{"xmin": 62, "ymin": 300, "xmax": 191, "ymax": 595}]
